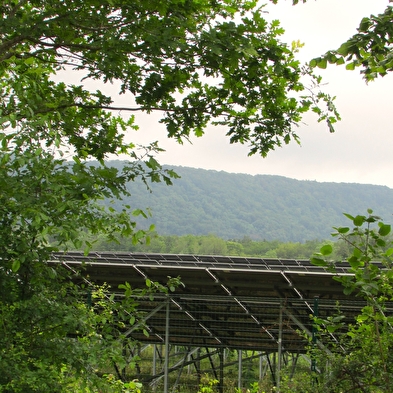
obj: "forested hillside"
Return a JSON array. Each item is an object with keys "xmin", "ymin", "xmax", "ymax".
[{"xmin": 106, "ymin": 161, "xmax": 393, "ymax": 242}]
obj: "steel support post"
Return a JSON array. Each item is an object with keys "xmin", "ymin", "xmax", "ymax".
[
  {"xmin": 164, "ymin": 299, "xmax": 170, "ymax": 393},
  {"xmin": 259, "ymin": 352, "xmax": 263, "ymax": 380},
  {"xmin": 277, "ymin": 299, "xmax": 283, "ymax": 392},
  {"xmin": 238, "ymin": 349, "xmax": 242, "ymax": 390},
  {"xmin": 152, "ymin": 345, "xmax": 157, "ymax": 391},
  {"xmin": 311, "ymin": 297, "xmax": 320, "ymax": 387},
  {"xmin": 311, "ymin": 297, "xmax": 319, "ymax": 373},
  {"xmin": 153, "ymin": 344, "xmax": 157, "ymax": 376},
  {"xmin": 196, "ymin": 348, "xmax": 201, "ymax": 386},
  {"xmin": 219, "ymin": 348, "xmax": 224, "ymax": 393}
]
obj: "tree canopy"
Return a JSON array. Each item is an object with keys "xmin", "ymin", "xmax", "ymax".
[
  {"xmin": 0, "ymin": 1, "xmax": 334, "ymax": 390},
  {"xmin": 311, "ymin": 2, "xmax": 393, "ymax": 81},
  {"xmin": 1, "ymin": 0, "xmax": 338, "ymax": 160},
  {"xmin": 1, "ymin": 0, "xmax": 392, "ymax": 391}
]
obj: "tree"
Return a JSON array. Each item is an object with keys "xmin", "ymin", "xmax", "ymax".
[
  {"xmin": 311, "ymin": 211, "xmax": 393, "ymax": 392},
  {"xmin": 1, "ymin": 0, "xmax": 338, "ymax": 159},
  {"xmin": 0, "ymin": 1, "xmax": 338, "ymax": 390},
  {"xmin": 311, "ymin": 3, "xmax": 393, "ymax": 81}
]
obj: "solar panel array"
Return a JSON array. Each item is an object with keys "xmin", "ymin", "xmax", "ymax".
[{"xmin": 50, "ymin": 252, "xmax": 380, "ymax": 353}]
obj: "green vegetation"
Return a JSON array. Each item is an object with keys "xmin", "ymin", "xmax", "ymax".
[
  {"xmin": 1, "ymin": 0, "xmax": 393, "ymax": 391},
  {"xmin": 1, "ymin": 0, "xmax": 334, "ymax": 389},
  {"xmin": 312, "ymin": 4, "xmax": 393, "ymax": 81},
  {"xmin": 98, "ymin": 162, "xmax": 393, "ymax": 242},
  {"xmin": 310, "ymin": 210, "xmax": 393, "ymax": 392},
  {"xmin": 6, "ymin": 0, "xmax": 330, "ymax": 389},
  {"xmin": 89, "ymin": 232, "xmax": 324, "ymax": 259},
  {"xmin": 0, "ymin": 266, "xmax": 180, "ymax": 392}
]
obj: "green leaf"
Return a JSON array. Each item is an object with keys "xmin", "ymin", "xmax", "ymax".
[
  {"xmin": 348, "ymin": 256, "xmax": 361, "ymax": 269},
  {"xmin": 357, "ymin": 314, "xmax": 369, "ymax": 322},
  {"xmin": 343, "ymin": 213, "xmax": 355, "ymax": 221},
  {"xmin": 119, "ymin": 282, "xmax": 131, "ymax": 291},
  {"xmin": 332, "ymin": 315, "xmax": 345, "ymax": 323},
  {"xmin": 320, "ymin": 244, "xmax": 333, "ymax": 256},
  {"xmin": 353, "ymin": 215, "xmax": 365, "ymax": 226},
  {"xmin": 343, "ymin": 287, "xmax": 353, "ymax": 295},
  {"xmin": 12, "ymin": 260, "xmax": 21, "ymax": 272},
  {"xmin": 336, "ymin": 227, "xmax": 350, "ymax": 234},
  {"xmin": 359, "ymin": 17, "xmax": 371, "ymax": 32},
  {"xmin": 385, "ymin": 248, "xmax": 393, "ymax": 257},
  {"xmin": 310, "ymin": 257, "xmax": 328, "ymax": 267},
  {"xmin": 379, "ymin": 224, "xmax": 391, "ymax": 236},
  {"xmin": 386, "ymin": 316, "xmax": 393, "ymax": 324},
  {"xmin": 335, "ymin": 57, "xmax": 345, "ymax": 65},
  {"xmin": 353, "ymin": 248, "xmax": 363, "ymax": 259},
  {"xmin": 317, "ymin": 58, "xmax": 327, "ymax": 69},
  {"xmin": 24, "ymin": 57, "xmax": 35, "ymax": 65},
  {"xmin": 336, "ymin": 43, "xmax": 350, "ymax": 56},
  {"xmin": 345, "ymin": 62, "xmax": 356, "ymax": 71}
]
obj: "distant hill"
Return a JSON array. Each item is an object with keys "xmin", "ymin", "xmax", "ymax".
[{"xmin": 106, "ymin": 162, "xmax": 393, "ymax": 242}]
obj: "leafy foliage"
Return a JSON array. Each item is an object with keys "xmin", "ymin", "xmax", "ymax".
[
  {"xmin": 1, "ymin": 0, "xmax": 336, "ymax": 158},
  {"xmin": 311, "ymin": 4, "xmax": 393, "ymax": 81},
  {"xmin": 0, "ymin": 261, "xmax": 180, "ymax": 392},
  {"xmin": 90, "ymin": 232, "xmax": 323, "ymax": 259},
  {"xmin": 0, "ymin": 0, "xmax": 335, "ymax": 389},
  {"xmin": 311, "ymin": 211, "xmax": 393, "ymax": 392},
  {"xmin": 1, "ymin": 0, "xmax": 388, "ymax": 390},
  {"xmin": 95, "ymin": 163, "xmax": 393, "ymax": 242}
]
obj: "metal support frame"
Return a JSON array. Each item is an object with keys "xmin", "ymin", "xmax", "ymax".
[
  {"xmin": 282, "ymin": 307, "xmax": 331, "ymax": 356},
  {"xmin": 205, "ymin": 268, "xmax": 277, "ymax": 342},
  {"xmin": 170, "ymin": 297, "xmax": 223, "ymax": 346},
  {"xmin": 311, "ymin": 297, "xmax": 319, "ymax": 373},
  {"xmin": 164, "ymin": 299, "xmax": 170, "ymax": 393},
  {"xmin": 171, "ymin": 347, "xmax": 191, "ymax": 393},
  {"xmin": 277, "ymin": 300, "xmax": 283, "ymax": 392},
  {"xmin": 148, "ymin": 347, "xmax": 220, "ymax": 388},
  {"xmin": 135, "ymin": 345, "xmax": 307, "ymax": 392},
  {"xmin": 238, "ymin": 349, "xmax": 242, "ymax": 390},
  {"xmin": 53, "ymin": 252, "xmax": 370, "ymax": 391},
  {"xmin": 219, "ymin": 348, "xmax": 224, "ymax": 393}
]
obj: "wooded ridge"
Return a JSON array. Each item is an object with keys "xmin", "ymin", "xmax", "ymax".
[{"xmin": 103, "ymin": 161, "xmax": 393, "ymax": 242}]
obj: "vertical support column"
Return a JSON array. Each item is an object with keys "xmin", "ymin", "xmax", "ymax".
[
  {"xmin": 152, "ymin": 344, "xmax": 157, "ymax": 392},
  {"xmin": 238, "ymin": 349, "xmax": 242, "ymax": 390},
  {"xmin": 311, "ymin": 296, "xmax": 320, "ymax": 387},
  {"xmin": 164, "ymin": 298, "xmax": 170, "ymax": 393},
  {"xmin": 196, "ymin": 348, "xmax": 201, "ymax": 387},
  {"xmin": 219, "ymin": 347, "xmax": 224, "ymax": 393},
  {"xmin": 277, "ymin": 299, "xmax": 283, "ymax": 392},
  {"xmin": 311, "ymin": 297, "xmax": 319, "ymax": 373},
  {"xmin": 187, "ymin": 351, "xmax": 191, "ymax": 375}
]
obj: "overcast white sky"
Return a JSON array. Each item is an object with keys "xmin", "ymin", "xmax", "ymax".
[{"xmin": 119, "ymin": 0, "xmax": 393, "ymax": 188}]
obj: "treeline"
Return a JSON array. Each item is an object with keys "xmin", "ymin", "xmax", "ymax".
[
  {"xmin": 101, "ymin": 162, "xmax": 393, "ymax": 242},
  {"xmin": 88, "ymin": 233, "xmax": 342, "ymax": 259}
]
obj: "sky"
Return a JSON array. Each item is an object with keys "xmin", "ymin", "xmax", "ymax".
[{"xmin": 118, "ymin": 0, "xmax": 393, "ymax": 188}]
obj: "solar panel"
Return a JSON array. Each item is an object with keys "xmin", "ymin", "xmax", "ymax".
[{"xmin": 50, "ymin": 251, "xmax": 389, "ymax": 353}]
